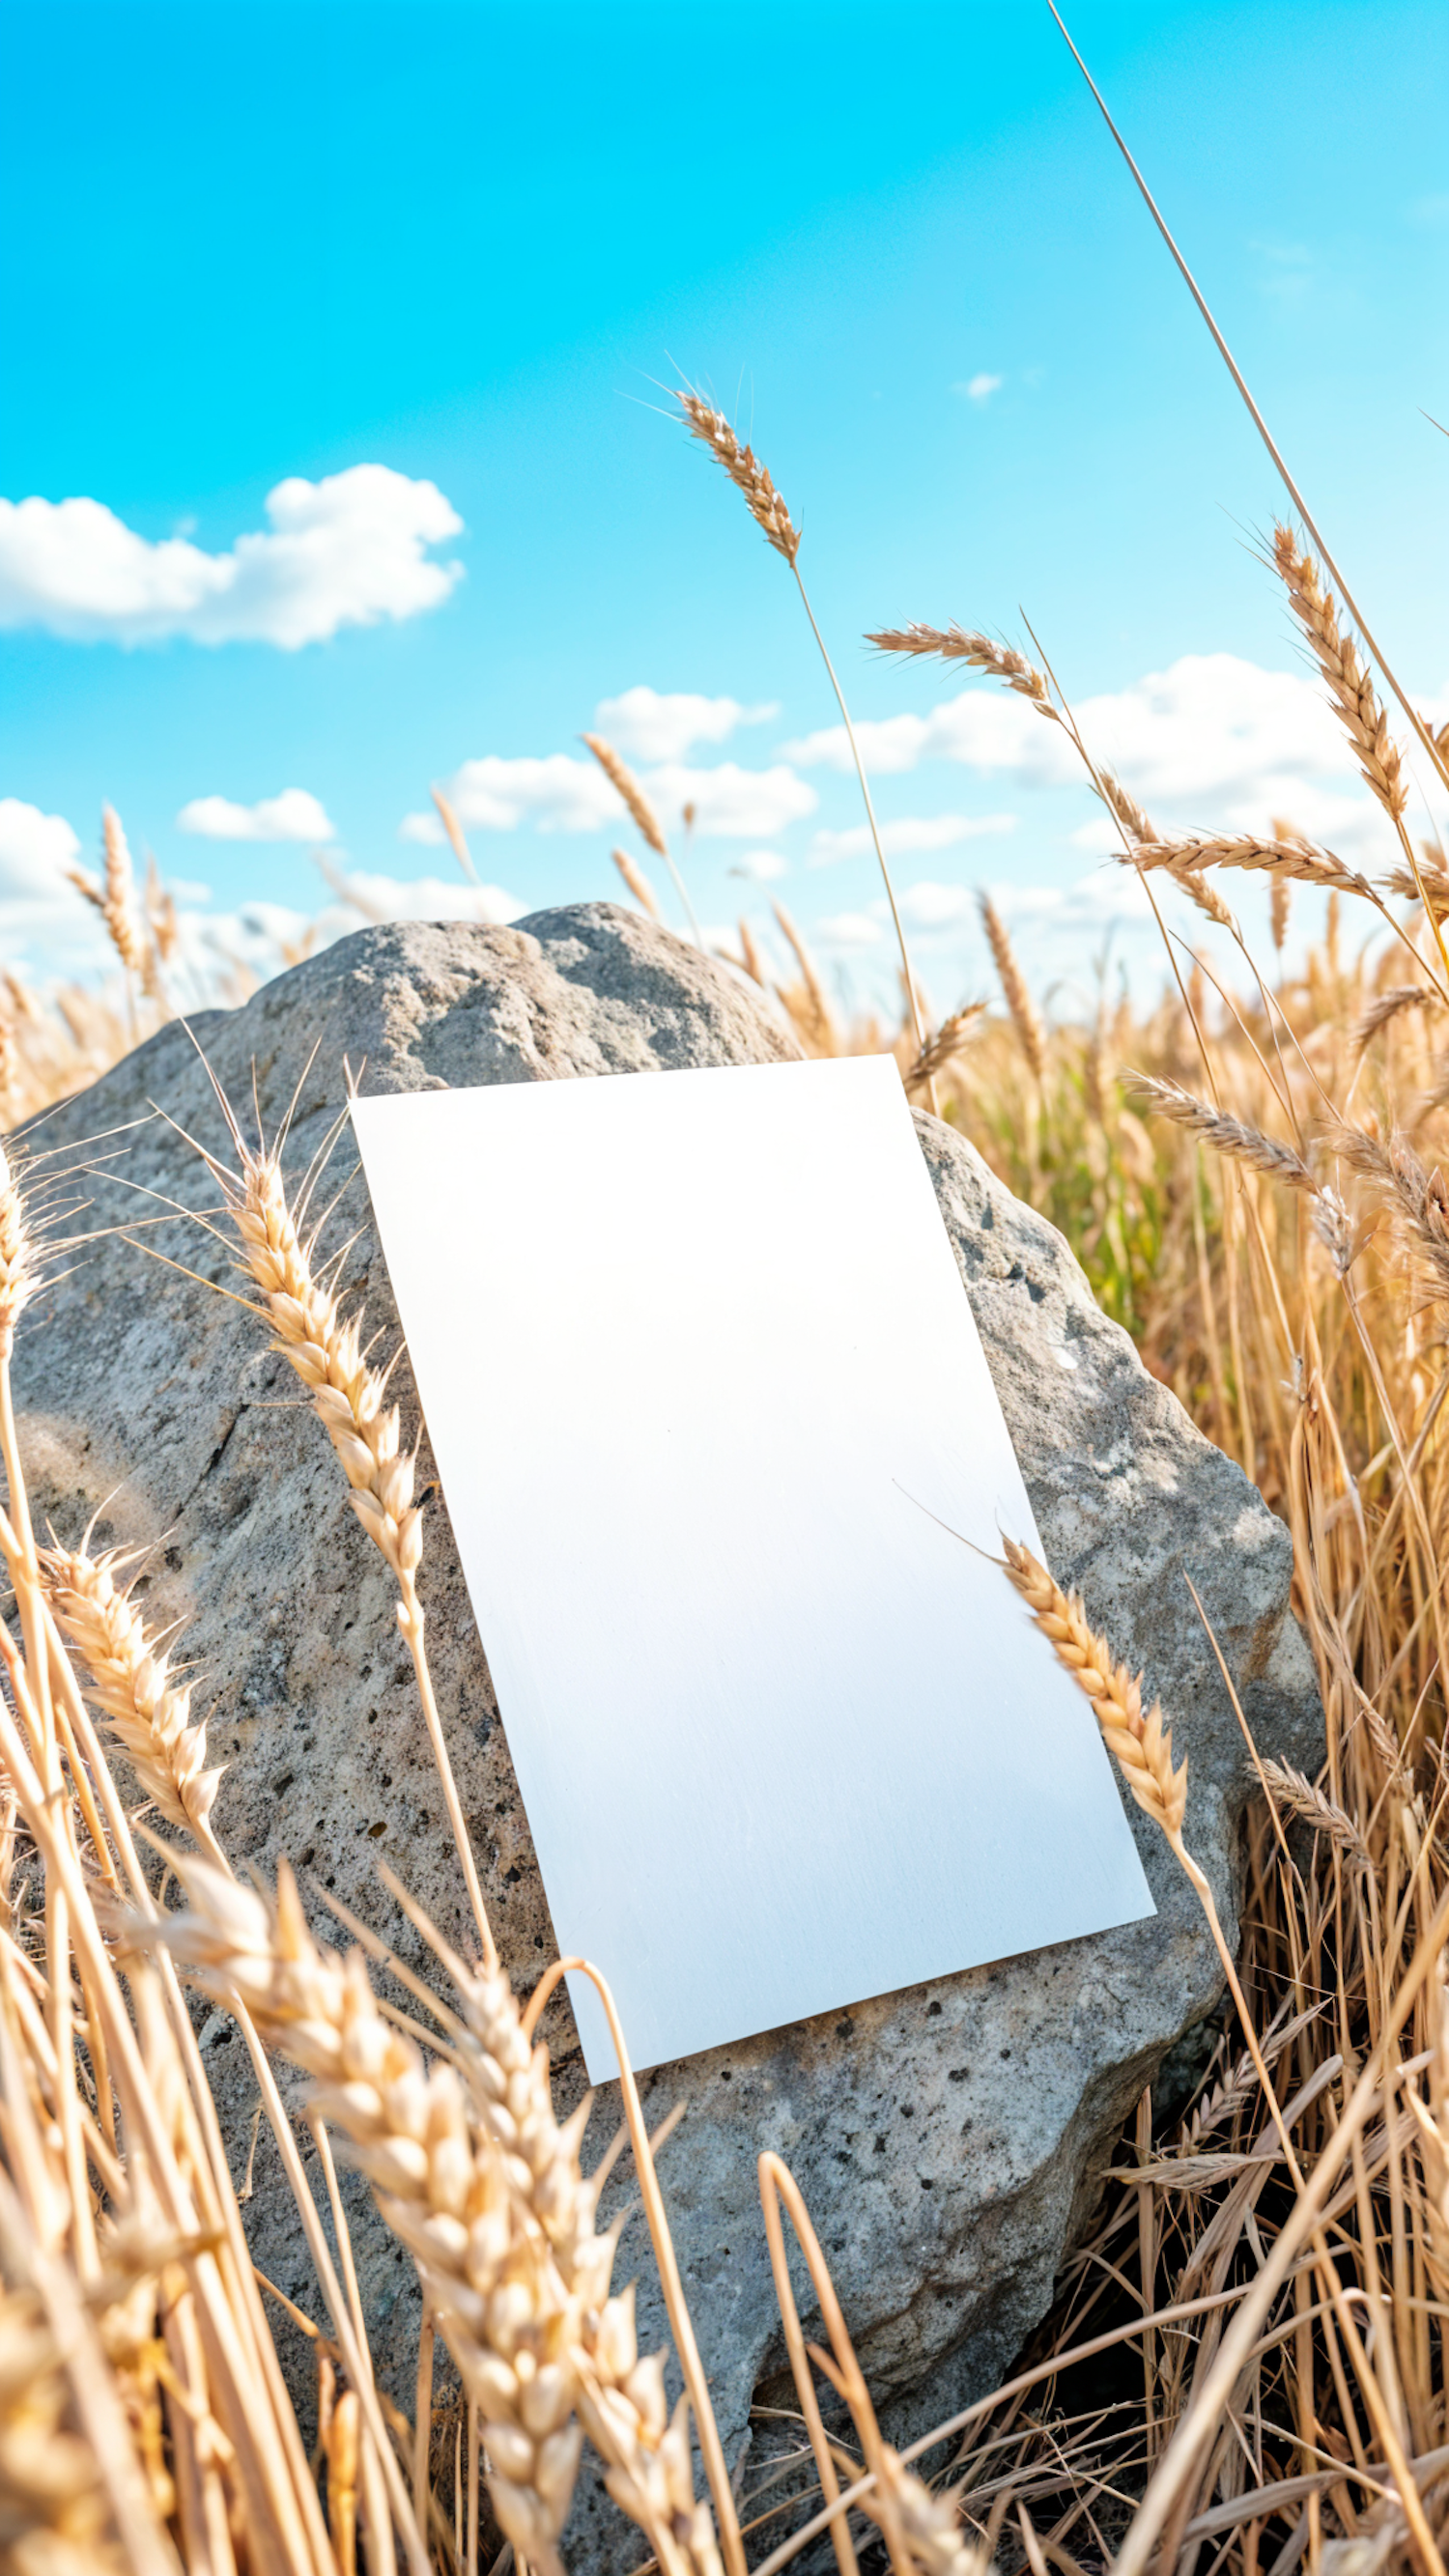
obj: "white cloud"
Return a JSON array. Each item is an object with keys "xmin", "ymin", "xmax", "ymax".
[
  {"xmin": 808, "ymin": 811, "xmax": 1016, "ymax": 865},
  {"xmin": 815, "ymin": 912, "xmax": 884, "ymax": 951},
  {"xmin": 406, "ymin": 755, "xmax": 618, "ymax": 837},
  {"xmin": 318, "ymin": 868, "xmax": 524, "ymax": 927},
  {"xmin": 783, "ymin": 689, "xmax": 1066, "ymax": 779},
  {"xmin": 955, "ymin": 373, "xmax": 1003, "ymax": 404},
  {"xmin": 783, "ymin": 652, "xmax": 1417, "ymax": 855},
  {"xmin": 0, "ymin": 465, "xmax": 464, "ymax": 648},
  {"xmin": 642, "ymin": 762, "xmax": 816, "ymax": 837},
  {"xmin": 592, "ymin": 687, "xmax": 778, "ymax": 762},
  {"xmin": 896, "ymin": 882, "xmax": 978, "ymax": 930},
  {"xmin": 177, "ymin": 787, "xmax": 336, "ymax": 842},
  {"xmin": 410, "ymin": 752, "xmax": 815, "ymax": 842},
  {"xmin": 728, "ymin": 848, "xmax": 788, "ymax": 882},
  {"xmin": 0, "ymin": 797, "xmax": 81, "ymax": 895},
  {"xmin": 0, "ymin": 801, "xmax": 111, "ymax": 967}
]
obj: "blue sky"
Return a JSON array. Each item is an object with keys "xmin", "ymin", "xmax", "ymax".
[{"xmin": 1, "ymin": 0, "xmax": 1445, "ymax": 1010}]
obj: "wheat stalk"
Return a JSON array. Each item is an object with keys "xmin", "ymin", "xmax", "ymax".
[
  {"xmin": 672, "ymin": 391, "xmax": 928, "ymax": 1070},
  {"xmin": 865, "ymin": 626, "xmax": 1236, "ymax": 935},
  {"xmin": 156, "ymin": 1859, "xmax": 723, "ymax": 2576},
  {"xmin": 979, "ymin": 895, "xmax": 1047, "ymax": 1081},
  {"xmin": 201, "ymin": 1122, "xmax": 493, "ymax": 1962},
  {"xmin": 1087, "ymin": 781, "xmax": 1236, "ymax": 933},
  {"xmin": 39, "ymin": 1541, "xmax": 225, "ymax": 1864}
]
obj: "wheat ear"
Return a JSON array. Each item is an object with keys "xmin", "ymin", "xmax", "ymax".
[
  {"xmin": 979, "ymin": 895, "xmax": 1047, "ymax": 1081},
  {"xmin": 674, "ymin": 393, "xmax": 800, "ymax": 562},
  {"xmin": 1272, "ymin": 524, "xmax": 1406, "ymax": 822},
  {"xmin": 156, "ymin": 1859, "xmax": 724, "ymax": 2576},
  {"xmin": 904, "ymin": 1005, "xmax": 983, "ymax": 1095},
  {"xmin": 211, "ymin": 1129, "xmax": 494, "ymax": 1963},
  {"xmin": 1126, "ymin": 1072, "xmax": 1318, "ymax": 1192},
  {"xmin": 1353, "ymin": 985, "xmax": 1437, "ymax": 1051},
  {"xmin": 40, "ymin": 1542, "xmax": 224, "ymax": 1864},
  {"xmin": 1324, "ymin": 1123, "xmax": 1449, "ymax": 1298},
  {"xmin": 0, "ymin": 2278, "xmax": 131, "ymax": 2572},
  {"xmin": 1256, "ymin": 1758, "xmax": 1369, "ymax": 1866},
  {"xmin": 1386, "ymin": 846, "xmax": 1449, "ymax": 920},
  {"xmin": 1002, "ymin": 1540, "xmax": 1186, "ymax": 1838},
  {"xmin": 1131, "ymin": 833, "xmax": 1373, "ymax": 901},
  {"xmin": 611, "ymin": 847, "xmax": 661, "ymax": 920},
  {"xmin": 582, "ymin": 737, "xmax": 700, "ymax": 943},
  {"xmin": 429, "ymin": 786, "xmax": 480, "ymax": 886},
  {"xmin": 867, "ymin": 625, "xmax": 1057, "ymax": 716},
  {"xmin": 581, "ymin": 735, "xmax": 668, "ymax": 859}
]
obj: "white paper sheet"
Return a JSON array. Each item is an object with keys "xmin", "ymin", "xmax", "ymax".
[{"xmin": 351, "ymin": 1056, "xmax": 1152, "ymax": 2080}]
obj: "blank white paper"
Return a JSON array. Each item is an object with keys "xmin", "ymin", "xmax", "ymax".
[{"xmin": 351, "ymin": 1056, "xmax": 1152, "ymax": 2080}]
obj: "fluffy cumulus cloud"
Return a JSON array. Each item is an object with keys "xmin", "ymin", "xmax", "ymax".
[
  {"xmin": 814, "ymin": 911, "xmax": 885, "ymax": 952},
  {"xmin": 783, "ymin": 652, "xmax": 1408, "ymax": 855},
  {"xmin": 643, "ymin": 762, "xmax": 815, "ymax": 837},
  {"xmin": 404, "ymin": 753, "xmax": 815, "ymax": 843},
  {"xmin": 955, "ymin": 373, "xmax": 1003, "ymax": 403},
  {"xmin": 314, "ymin": 866, "xmax": 523, "ymax": 928},
  {"xmin": 177, "ymin": 788, "xmax": 336, "ymax": 842},
  {"xmin": 0, "ymin": 797, "xmax": 81, "ymax": 894},
  {"xmin": 808, "ymin": 811, "xmax": 1016, "ymax": 866},
  {"xmin": 401, "ymin": 755, "xmax": 618, "ymax": 839},
  {"xmin": 0, "ymin": 466, "xmax": 464, "ymax": 648},
  {"xmin": 592, "ymin": 687, "xmax": 778, "ymax": 762},
  {"xmin": 0, "ymin": 800, "xmax": 114, "ymax": 964}
]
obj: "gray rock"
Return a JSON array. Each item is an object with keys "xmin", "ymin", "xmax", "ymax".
[{"xmin": 12, "ymin": 902, "xmax": 1321, "ymax": 2561}]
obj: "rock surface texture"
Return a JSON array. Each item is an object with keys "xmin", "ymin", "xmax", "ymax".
[{"xmin": 14, "ymin": 904, "xmax": 1322, "ymax": 2560}]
